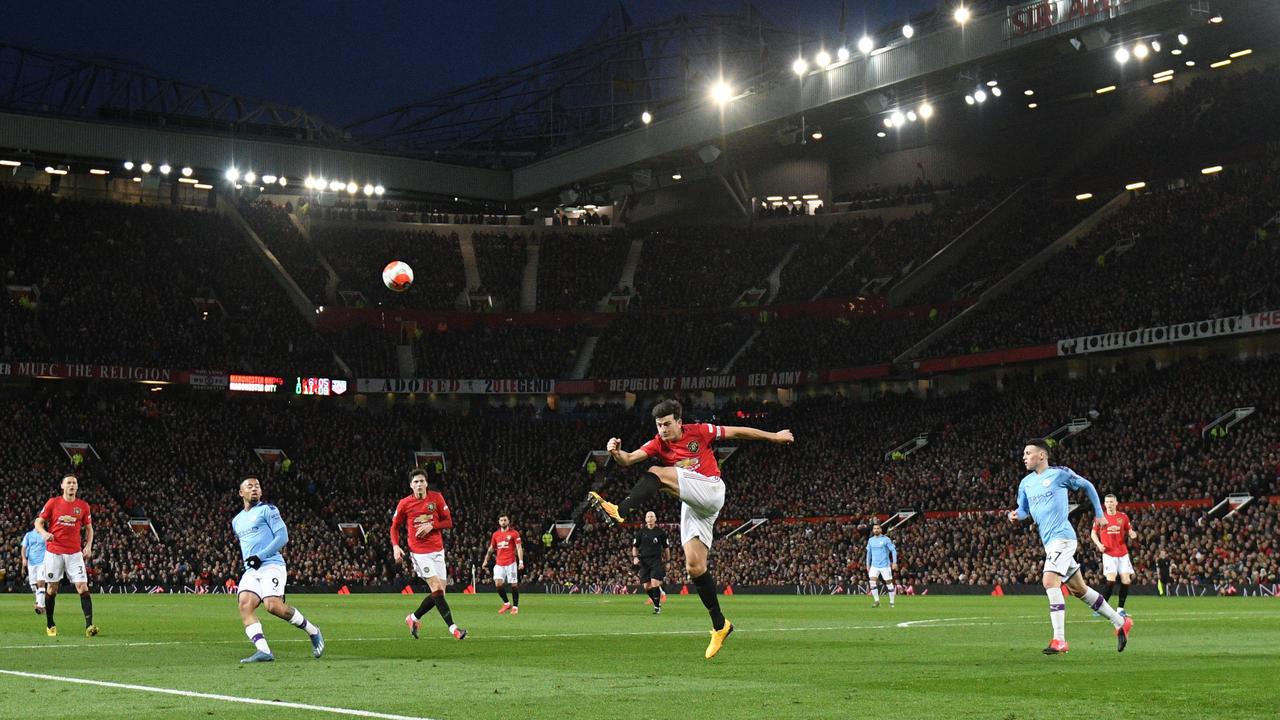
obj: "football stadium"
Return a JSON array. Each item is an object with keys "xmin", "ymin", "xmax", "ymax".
[{"xmin": 2, "ymin": 1, "xmax": 1279, "ymax": 717}]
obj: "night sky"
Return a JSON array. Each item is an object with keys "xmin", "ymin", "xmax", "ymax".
[{"xmin": 7, "ymin": 0, "xmax": 936, "ymax": 125}]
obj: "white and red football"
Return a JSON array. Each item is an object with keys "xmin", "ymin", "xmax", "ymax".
[{"xmin": 382, "ymin": 260, "xmax": 414, "ymax": 292}]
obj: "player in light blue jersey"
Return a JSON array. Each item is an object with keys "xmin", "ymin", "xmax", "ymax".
[
  {"xmin": 21, "ymin": 529, "xmax": 48, "ymax": 614},
  {"xmin": 865, "ymin": 524, "xmax": 898, "ymax": 608},
  {"xmin": 232, "ymin": 476, "xmax": 324, "ymax": 663},
  {"xmin": 1009, "ymin": 441, "xmax": 1133, "ymax": 655}
]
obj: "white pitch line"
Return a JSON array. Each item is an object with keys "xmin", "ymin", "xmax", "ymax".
[
  {"xmin": 895, "ymin": 617, "xmax": 987, "ymax": 627},
  {"xmin": 0, "ymin": 669, "xmax": 436, "ymax": 720}
]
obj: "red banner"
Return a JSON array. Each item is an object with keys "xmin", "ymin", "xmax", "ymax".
[{"xmin": 912, "ymin": 344, "xmax": 1058, "ymax": 374}]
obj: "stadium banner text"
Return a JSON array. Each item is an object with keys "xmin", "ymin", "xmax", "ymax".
[
  {"xmin": 356, "ymin": 378, "xmax": 558, "ymax": 394},
  {"xmin": 1057, "ymin": 309, "xmax": 1280, "ymax": 356},
  {"xmin": 0, "ymin": 361, "xmax": 175, "ymax": 382}
]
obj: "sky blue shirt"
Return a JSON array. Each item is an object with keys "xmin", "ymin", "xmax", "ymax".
[
  {"xmin": 866, "ymin": 535, "xmax": 897, "ymax": 568},
  {"xmin": 22, "ymin": 530, "xmax": 46, "ymax": 565},
  {"xmin": 1016, "ymin": 466, "xmax": 1104, "ymax": 546},
  {"xmin": 232, "ymin": 502, "xmax": 288, "ymax": 567}
]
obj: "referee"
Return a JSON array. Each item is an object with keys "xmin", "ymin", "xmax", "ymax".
[{"xmin": 633, "ymin": 511, "xmax": 669, "ymax": 614}]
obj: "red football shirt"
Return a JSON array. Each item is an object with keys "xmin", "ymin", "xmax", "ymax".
[
  {"xmin": 390, "ymin": 491, "xmax": 453, "ymax": 554},
  {"xmin": 490, "ymin": 529, "xmax": 521, "ymax": 565},
  {"xmin": 38, "ymin": 496, "xmax": 92, "ymax": 554},
  {"xmin": 640, "ymin": 423, "xmax": 724, "ymax": 477},
  {"xmin": 1099, "ymin": 512, "xmax": 1131, "ymax": 557}
]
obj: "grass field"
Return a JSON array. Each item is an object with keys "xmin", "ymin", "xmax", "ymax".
[{"xmin": 0, "ymin": 592, "xmax": 1276, "ymax": 719}]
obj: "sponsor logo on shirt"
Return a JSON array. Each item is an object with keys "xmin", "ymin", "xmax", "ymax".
[
  {"xmin": 675, "ymin": 458, "xmax": 700, "ymax": 469},
  {"xmin": 57, "ymin": 514, "xmax": 77, "ymax": 526}
]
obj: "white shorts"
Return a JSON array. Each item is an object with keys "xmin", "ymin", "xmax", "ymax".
[
  {"xmin": 412, "ymin": 551, "xmax": 448, "ymax": 582},
  {"xmin": 494, "ymin": 562, "xmax": 519, "ymax": 584},
  {"xmin": 1043, "ymin": 539, "xmax": 1081, "ymax": 579},
  {"xmin": 868, "ymin": 566, "xmax": 893, "ymax": 582},
  {"xmin": 28, "ymin": 563, "xmax": 44, "ymax": 588},
  {"xmin": 677, "ymin": 468, "xmax": 725, "ymax": 549},
  {"xmin": 1102, "ymin": 553, "xmax": 1135, "ymax": 577},
  {"xmin": 43, "ymin": 552, "xmax": 88, "ymax": 584},
  {"xmin": 238, "ymin": 563, "xmax": 288, "ymax": 599}
]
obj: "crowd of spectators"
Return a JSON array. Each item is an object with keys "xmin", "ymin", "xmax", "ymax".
[
  {"xmin": 772, "ymin": 218, "xmax": 883, "ymax": 304},
  {"xmin": 587, "ymin": 312, "xmax": 756, "ymax": 377},
  {"xmin": 413, "ymin": 322, "xmax": 587, "ymax": 379},
  {"xmin": 926, "ymin": 163, "xmax": 1280, "ymax": 357},
  {"xmin": 537, "ymin": 232, "xmax": 630, "ymax": 311},
  {"xmin": 1101, "ymin": 66, "xmax": 1280, "ymax": 181},
  {"xmin": 471, "ymin": 232, "xmax": 527, "ymax": 311},
  {"xmin": 3, "ymin": 352, "xmax": 1276, "ymax": 593},
  {"xmin": 310, "ymin": 225, "xmax": 466, "ymax": 310},
  {"xmin": 239, "ymin": 200, "xmax": 331, "ymax": 305},
  {"xmin": 906, "ymin": 194, "xmax": 1101, "ymax": 305},
  {"xmin": 821, "ymin": 178, "xmax": 1016, "ymax": 299},
  {"xmin": 630, "ymin": 225, "xmax": 796, "ymax": 310},
  {"xmin": 0, "ymin": 185, "xmax": 337, "ymax": 376},
  {"xmin": 831, "ymin": 178, "xmax": 949, "ymax": 210},
  {"xmin": 732, "ymin": 310, "xmax": 947, "ymax": 374}
]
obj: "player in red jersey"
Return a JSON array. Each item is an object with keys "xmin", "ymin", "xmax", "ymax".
[
  {"xmin": 588, "ymin": 398, "xmax": 794, "ymax": 659},
  {"xmin": 1090, "ymin": 493, "xmax": 1138, "ymax": 616},
  {"xmin": 391, "ymin": 468, "xmax": 466, "ymax": 640},
  {"xmin": 481, "ymin": 514, "xmax": 524, "ymax": 615},
  {"xmin": 33, "ymin": 475, "xmax": 98, "ymax": 637}
]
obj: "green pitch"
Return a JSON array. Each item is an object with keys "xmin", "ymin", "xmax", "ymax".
[{"xmin": 0, "ymin": 593, "xmax": 1275, "ymax": 719}]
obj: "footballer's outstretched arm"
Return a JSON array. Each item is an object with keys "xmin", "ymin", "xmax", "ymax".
[
  {"xmin": 606, "ymin": 437, "xmax": 649, "ymax": 466},
  {"xmin": 723, "ymin": 426, "xmax": 794, "ymax": 444}
]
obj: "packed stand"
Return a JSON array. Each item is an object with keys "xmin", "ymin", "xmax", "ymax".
[
  {"xmin": 772, "ymin": 218, "xmax": 883, "ymax": 304},
  {"xmin": 4, "ymin": 352, "xmax": 1277, "ymax": 592},
  {"xmin": 630, "ymin": 226, "xmax": 794, "ymax": 310},
  {"xmin": 732, "ymin": 310, "xmax": 948, "ymax": 373},
  {"xmin": 925, "ymin": 165, "xmax": 1280, "ymax": 357},
  {"xmin": 1101, "ymin": 67, "xmax": 1280, "ymax": 181},
  {"xmin": 537, "ymin": 232, "xmax": 630, "ymax": 311},
  {"xmin": 588, "ymin": 312, "xmax": 756, "ymax": 377},
  {"xmin": 310, "ymin": 225, "xmax": 466, "ymax": 309},
  {"xmin": 831, "ymin": 178, "xmax": 949, "ymax": 211},
  {"xmin": 471, "ymin": 232, "xmax": 527, "ymax": 310},
  {"xmin": 906, "ymin": 194, "xmax": 1102, "ymax": 305},
  {"xmin": 414, "ymin": 322, "xmax": 588, "ymax": 379},
  {"xmin": 240, "ymin": 200, "xmax": 331, "ymax": 305},
  {"xmin": 821, "ymin": 178, "xmax": 1017, "ymax": 299},
  {"xmin": 0, "ymin": 186, "xmax": 336, "ymax": 376}
]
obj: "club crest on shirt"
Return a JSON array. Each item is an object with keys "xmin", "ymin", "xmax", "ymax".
[
  {"xmin": 427, "ymin": 502, "xmax": 437, "ymax": 511},
  {"xmin": 1041, "ymin": 478, "xmax": 1053, "ymax": 487},
  {"xmin": 687, "ymin": 441, "xmax": 700, "ymax": 452},
  {"xmin": 74, "ymin": 507, "xmax": 82, "ymax": 515}
]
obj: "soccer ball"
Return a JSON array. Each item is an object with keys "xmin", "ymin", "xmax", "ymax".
[{"xmin": 382, "ymin": 261, "xmax": 414, "ymax": 292}]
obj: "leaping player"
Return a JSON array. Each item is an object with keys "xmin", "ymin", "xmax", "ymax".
[{"xmin": 588, "ymin": 399, "xmax": 793, "ymax": 659}]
